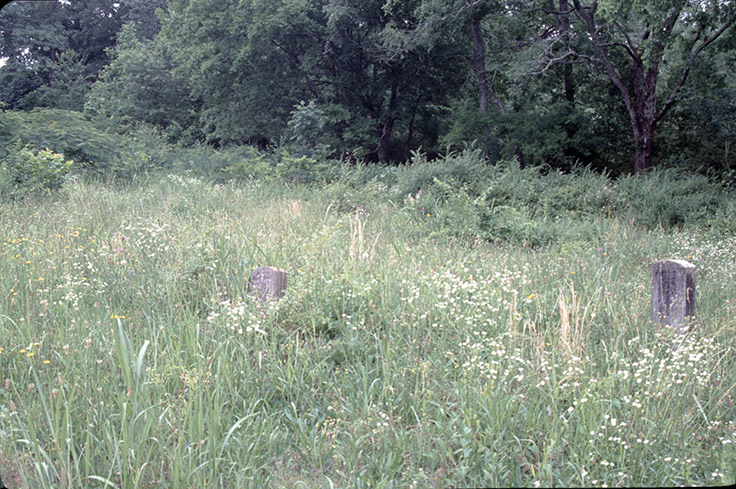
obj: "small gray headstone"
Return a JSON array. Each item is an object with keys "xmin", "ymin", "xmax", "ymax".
[
  {"xmin": 249, "ymin": 266, "xmax": 288, "ymax": 301},
  {"xmin": 651, "ymin": 259, "xmax": 696, "ymax": 331}
]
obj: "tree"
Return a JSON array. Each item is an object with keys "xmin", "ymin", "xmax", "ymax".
[
  {"xmin": 118, "ymin": 0, "xmax": 168, "ymax": 41},
  {"xmin": 0, "ymin": 102, "xmax": 19, "ymax": 158},
  {"xmin": 159, "ymin": 0, "xmax": 326, "ymax": 146},
  {"xmin": 85, "ymin": 22, "xmax": 202, "ymax": 142},
  {"xmin": 0, "ymin": 59, "xmax": 44, "ymax": 109},
  {"xmin": 367, "ymin": 0, "xmax": 514, "ymax": 159},
  {"xmin": 0, "ymin": 0, "xmax": 126, "ymax": 111},
  {"xmin": 0, "ymin": 1, "xmax": 69, "ymax": 108},
  {"xmin": 567, "ymin": 0, "xmax": 736, "ymax": 173},
  {"xmin": 159, "ymin": 0, "xmax": 465, "ymax": 160},
  {"xmin": 658, "ymin": 37, "xmax": 736, "ymax": 173},
  {"xmin": 324, "ymin": 0, "xmax": 466, "ymax": 161}
]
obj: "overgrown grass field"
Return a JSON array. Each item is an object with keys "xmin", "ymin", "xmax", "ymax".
[{"xmin": 0, "ymin": 163, "xmax": 735, "ymax": 487}]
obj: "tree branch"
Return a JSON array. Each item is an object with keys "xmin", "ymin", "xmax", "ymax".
[
  {"xmin": 655, "ymin": 0, "xmax": 687, "ymax": 42},
  {"xmin": 571, "ymin": 0, "xmax": 637, "ymax": 123},
  {"xmin": 601, "ymin": 40, "xmax": 638, "ymax": 62},
  {"xmin": 271, "ymin": 39, "xmax": 320, "ymax": 99},
  {"xmin": 525, "ymin": 4, "xmax": 576, "ymax": 16},
  {"xmin": 379, "ymin": 0, "xmax": 487, "ymax": 62},
  {"xmin": 655, "ymin": 16, "xmax": 735, "ymax": 123},
  {"xmin": 527, "ymin": 50, "xmax": 594, "ymax": 76},
  {"xmin": 613, "ymin": 21, "xmax": 641, "ymax": 62}
]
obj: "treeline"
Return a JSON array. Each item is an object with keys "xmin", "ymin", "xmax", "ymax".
[{"xmin": 1, "ymin": 0, "xmax": 734, "ymax": 175}]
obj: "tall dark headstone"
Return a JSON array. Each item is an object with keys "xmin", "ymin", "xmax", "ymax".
[
  {"xmin": 249, "ymin": 266, "xmax": 288, "ymax": 301},
  {"xmin": 651, "ymin": 259, "xmax": 696, "ymax": 331}
]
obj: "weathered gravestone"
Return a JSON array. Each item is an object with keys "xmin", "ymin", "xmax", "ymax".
[
  {"xmin": 249, "ymin": 266, "xmax": 288, "ymax": 301},
  {"xmin": 651, "ymin": 259, "xmax": 696, "ymax": 331}
]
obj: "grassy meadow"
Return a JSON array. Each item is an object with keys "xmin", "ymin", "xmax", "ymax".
[{"xmin": 0, "ymin": 164, "xmax": 735, "ymax": 488}]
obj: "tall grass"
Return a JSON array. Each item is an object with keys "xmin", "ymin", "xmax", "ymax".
[{"xmin": 0, "ymin": 170, "xmax": 734, "ymax": 488}]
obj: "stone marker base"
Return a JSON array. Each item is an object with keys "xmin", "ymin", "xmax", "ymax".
[
  {"xmin": 651, "ymin": 259, "xmax": 696, "ymax": 331},
  {"xmin": 249, "ymin": 266, "xmax": 288, "ymax": 301}
]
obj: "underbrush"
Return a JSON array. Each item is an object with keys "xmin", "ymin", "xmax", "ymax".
[
  {"xmin": 323, "ymin": 151, "xmax": 735, "ymax": 247},
  {"xmin": 220, "ymin": 145, "xmax": 736, "ymax": 246},
  {"xmin": 0, "ymin": 177, "xmax": 734, "ymax": 488},
  {"xmin": 2, "ymin": 108, "xmax": 732, "ymax": 244},
  {"xmin": 1, "ymin": 108, "xmax": 734, "ymax": 488}
]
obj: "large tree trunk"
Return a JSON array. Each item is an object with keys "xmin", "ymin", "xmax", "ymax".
[
  {"xmin": 558, "ymin": 0, "xmax": 574, "ymax": 104},
  {"xmin": 471, "ymin": 19, "xmax": 505, "ymax": 114},
  {"xmin": 377, "ymin": 76, "xmax": 399, "ymax": 163},
  {"xmin": 377, "ymin": 116, "xmax": 394, "ymax": 163},
  {"xmin": 471, "ymin": 18, "xmax": 505, "ymax": 151},
  {"xmin": 633, "ymin": 123, "xmax": 655, "ymax": 173},
  {"xmin": 571, "ymin": 1, "xmax": 662, "ymax": 174},
  {"xmin": 472, "ymin": 19, "xmax": 489, "ymax": 114},
  {"xmin": 629, "ymin": 61, "xmax": 658, "ymax": 173}
]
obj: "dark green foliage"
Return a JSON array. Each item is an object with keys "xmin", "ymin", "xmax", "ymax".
[
  {"xmin": 658, "ymin": 50, "xmax": 736, "ymax": 176},
  {"xmin": 159, "ymin": 0, "xmax": 319, "ymax": 145},
  {"xmin": 2, "ymin": 109, "xmax": 177, "ymax": 180},
  {"xmin": 0, "ymin": 0, "xmax": 126, "ymax": 111},
  {"xmin": 0, "ymin": 104, "xmax": 17, "ymax": 158},
  {"xmin": 156, "ymin": 0, "xmax": 466, "ymax": 161},
  {"xmin": 286, "ymin": 101, "xmax": 354, "ymax": 160},
  {"xmin": 118, "ymin": 0, "xmax": 168, "ymax": 41},
  {"xmin": 0, "ymin": 144, "xmax": 73, "ymax": 199},
  {"xmin": 8, "ymin": 109, "xmax": 119, "ymax": 168},
  {"xmin": 1, "ymin": 0, "xmax": 734, "ymax": 174},
  {"xmin": 0, "ymin": 60, "xmax": 44, "ymax": 109},
  {"xmin": 444, "ymin": 93, "xmax": 607, "ymax": 171},
  {"xmin": 85, "ymin": 23, "xmax": 202, "ymax": 144},
  {"xmin": 614, "ymin": 169, "xmax": 730, "ymax": 229}
]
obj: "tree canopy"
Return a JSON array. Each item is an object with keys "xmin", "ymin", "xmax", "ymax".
[{"xmin": 1, "ymin": 0, "xmax": 734, "ymax": 173}]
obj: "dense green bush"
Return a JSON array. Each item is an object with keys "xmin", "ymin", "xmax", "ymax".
[
  {"xmin": 474, "ymin": 204, "xmax": 550, "ymax": 246},
  {"xmin": 613, "ymin": 168, "xmax": 729, "ymax": 229},
  {"xmin": 180, "ymin": 139, "xmax": 734, "ymax": 245},
  {"xmin": 391, "ymin": 152, "xmax": 734, "ymax": 245},
  {"xmin": 0, "ymin": 144, "xmax": 73, "ymax": 199},
  {"xmin": 708, "ymin": 200, "xmax": 736, "ymax": 236},
  {"xmin": 392, "ymin": 147, "xmax": 494, "ymax": 197},
  {"xmin": 3, "ymin": 109, "xmax": 179, "ymax": 180},
  {"xmin": 226, "ymin": 146, "xmax": 345, "ymax": 184},
  {"xmin": 3, "ymin": 107, "xmax": 732, "ymax": 244},
  {"xmin": 10, "ymin": 108, "xmax": 119, "ymax": 167}
]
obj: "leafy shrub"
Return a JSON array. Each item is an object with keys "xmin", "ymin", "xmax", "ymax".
[
  {"xmin": 534, "ymin": 165, "xmax": 615, "ymax": 217},
  {"xmin": 398, "ymin": 178, "xmax": 479, "ymax": 239},
  {"xmin": 286, "ymin": 100, "xmax": 370, "ymax": 160},
  {"xmin": 393, "ymin": 147, "xmax": 494, "ymax": 197},
  {"xmin": 474, "ymin": 204, "xmax": 554, "ymax": 247},
  {"xmin": 0, "ymin": 104, "xmax": 19, "ymax": 159},
  {"xmin": 274, "ymin": 153, "xmax": 342, "ymax": 184},
  {"xmin": 7, "ymin": 110, "xmax": 195, "ymax": 181},
  {"xmin": 227, "ymin": 146, "xmax": 344, "ymax": 184},
  {"xmin": 218, "ymin": 144, "xmax": 734, "ymax": 245},
  {"xmin": 286, "ymin": 100, "xmax": 334, "ymax": 160},
  {"xmin": 223, "ymin": 145, "xmax": 275, "ymax": 181},
  {"xmin": 613, "ymin": 168, "xmax": 729, "ymax": 229},
  {"xmin": 474, "ymin": 160, "xmax": 614, "ymax": 219},
  {"xmin": 0, "ymin": 144, "xmax": 73, "ymax": 199},
  {"xmin": 707, "ymin": 200, "xmax": 736, "ymax": 236},
  {"xmin": 10, "ymin": 108, "xmax": 119, "ymax": 168}
]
